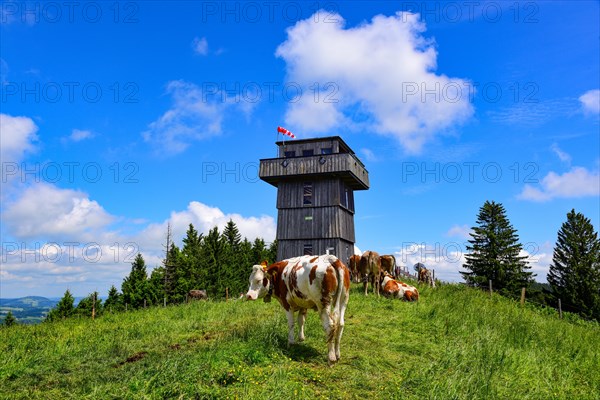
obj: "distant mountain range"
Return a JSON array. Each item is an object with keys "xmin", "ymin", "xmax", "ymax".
[
  {"xmin": 0, "ymin": 296, "xmax": 58, "ymax": 324},
  {"xmin": 0, "ymin": 296, "xmax": 103, "ymax": 324}
]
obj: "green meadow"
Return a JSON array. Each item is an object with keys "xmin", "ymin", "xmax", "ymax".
[{"xmin": 1, "ymin": 283, "xmax": 598, "ymax": 399}]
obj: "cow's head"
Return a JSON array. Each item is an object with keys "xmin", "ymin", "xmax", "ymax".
[{"xmin": 245, "ymin": 263, "xmax": 272, "ymax": 302}]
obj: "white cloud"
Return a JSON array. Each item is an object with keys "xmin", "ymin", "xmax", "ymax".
[
  {"xmin": 275, "ymin": 11, "xmax": 473, "ymax": 153},
  {"xmin": 0, "ymin": 113, "xmax": 38, "ymax": 163},
  {"xmin": 192, "ymin": 37, "xmax": 209, "ymax": 55},
  {"xmin": 2, "ymin": 183, "xmax": 115, "ymax": 239},
  {"xmin": 579, "ymin": 89, "xmax": 600, "ymax": 116},
  {"xmin": 1, "ymin": 192, "xmax": 276, "ymax": 297},
  {"xmin": 64, "ymin": 129, "xmax": 94, "ymax": 143},
  {"xmin": 446, "ymin": 224, "xmax": 471, "ymax": 239},
  {"xmin": 394, "ymin": 242, "xmax": 467, "ymax": 282},
  {"xmin": 142, "ymin": 80, "xmax": 245, "ymax": 155},
  {"xmin": 550, "ymin": 143, "xmax": 571, "ymax": 164},
  {"xmin": 518, "ymin": 167, "xmax": 600, "ymax": 202},
  {"xmin": 360, "ymin": 148, "xmax": 377, "ymax": 162}
]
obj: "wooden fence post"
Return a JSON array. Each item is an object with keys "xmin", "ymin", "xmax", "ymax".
[
  {"xmin": 144, "ymin": 299, "xmax": 147, "ymax": 308},
  {"xmin": 92, "ymin": 292, "xmax": 96, "ymax": 320},
  {"xmin": 558, "ymin": 298, "xmax": 563, "ymax": 319},
  {"xmin": 520, "ymin": 287, "xmax": 526, "ymax": 307},
  {"xmin": 489, "ymin": 280, "xmax": 493, "ymax": 297},
  {"xmin": 186, "ymin": 294, "xmax": 188, "ymax": 304},
  {"xmin": 164, "ymin": 297, "xmax": 166, "ymax": 307},
  {"xmin": 125, "ymin": 303, "xmax": 128, "ymax": 311},
  {"xmin": 226, "ymin": 287, "xmax": 229, "ymax": 301}
]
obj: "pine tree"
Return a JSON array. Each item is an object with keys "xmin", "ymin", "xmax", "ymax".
[
  {"xmin": 46, "ymin": 289, "xmax": 75, "ymax": 321},
  {"xmin": 203, "ymin": 226, "xmax": 227, "ymax": 297},
  {"xmin": 223, "ymin": 219, "xmax": 242, "ymax": 250},
  {"xmin": 75, "ymin": 292, "xmax": 103, "ymax": 318},
  {"xmin": 251, "ymin": 238, "xmax": 269, "ymax": 265},
  {"xmin": 4, "ymin": 311, "xmax": 17, "ymax": 327},
  {"xmin": 147, "ymin": 266, "xmax": 166, "ymax": 306},
  {"xmin": 121, "ymin": 253, "xmax": 149, "ymax": 309},
  {"xmin": 104, "ymin": 285, "xmax": 124, "ymax": 312},
  {"xmin": 547, "ymin": 209, "xmax": 600, "ymax": 320},
  {"xmin": 461, "ymin": 200, "xmax": 533, "ymax": 294},
  {"xmin": 267, "ymin": 240, "xmax": 278, "ymax": 264},
  {"xmin": 164, "ymin": 243, "xmax": 181, "ymax": 303}
]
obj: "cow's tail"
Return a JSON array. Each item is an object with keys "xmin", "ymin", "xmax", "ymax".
[{"xmin": 330, "ymin": 256, "xmax": 348, "ymax": 324}]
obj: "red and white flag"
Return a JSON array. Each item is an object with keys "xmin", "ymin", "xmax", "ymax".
[{"xmin": 277, "ymin": 126, "xmax": 296, "ymax": 139}]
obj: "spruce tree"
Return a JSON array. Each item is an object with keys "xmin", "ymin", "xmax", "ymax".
[
  {"xmin": 223, "ymin": 219, "xmax": 242, "ymax": 250},
  {"xmin": 547, "ymin": 209, "xmax": 600, "ymax": 320},
  {"xmin": 251, "ymin": 238, "xmax": 269, "ymax": 264},
  {"xmin": 104, "ymin": 285, "xmax": 123, "ymax": 312},
  {"xmin": 203, "ymin": 226, "xmax": 227, "ymax": 297},
  {"xmin": 4, "ymin": 311, "xmax": 17, "ymax": 327},
  {"xmin": 46, "ymin": 289, "xmax": 75, "ymax": 321},
  {"xmin": 267, "ymin": 240, "xmax": 278, "ymax": 264},
  {"xmin": 462, "ymin": 201, "xmax": 533, "ymax": 294},
  {"xmin": 75, "ymin": 292, "xmax": 103, "ymax": 318},
  {"xmin": 121, "ymin": 253, "xmax": 149, "ymax": 309},
  {"xmin": 147, "ymin": 266, "xmax": 166, "ymax": 306},
  {"xmin": 178, "ymin": 224, "xmax": 204, "ymax": 299}
]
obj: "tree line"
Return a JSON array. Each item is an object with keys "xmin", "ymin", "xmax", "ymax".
[
  {"xmin": 34, "ymin": 220, "xmax": 277, "ymax": 322},
  {"xmin": 7, "ymin": 201, "xmax": 598, "ymax": 326},
  {"xmin": 461, "ymin": 200, "xmax": 600, "ymax": 321}
]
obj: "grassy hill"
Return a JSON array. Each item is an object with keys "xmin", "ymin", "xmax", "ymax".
[
  {"xmin": 1, "ymin": 283, "xmax": 598, "ymax": 399},
  {"xmin": 0, "ymin": 297, "xmax": 58, "ymax": 324}
]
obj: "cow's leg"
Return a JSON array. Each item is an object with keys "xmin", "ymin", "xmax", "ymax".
[
  {"xmin": 334, "ymin": 299, "xmax": 348, "ymax": 361},
  {"xmin": 297, "ymin": 309, "xmax": 307, "ymax": 342},
  {"xmin": 319, "ymin": 308, "xmax": 337, "ymax": 365},
  {"xmin": 286, "ymin": 310, "xmax": 296, "ymax": 345},
  {"xmin": 363, "ymin": 274, "xmax": 368, "ymax": 296}
]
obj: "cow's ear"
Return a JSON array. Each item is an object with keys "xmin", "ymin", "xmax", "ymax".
[
  {"xmin": 266, "ymin": 264, "xmax": 279, "ymax": 277},
  {"xmin": 260, "ymin": 260, "xmax": 268, "ymax": 267}
]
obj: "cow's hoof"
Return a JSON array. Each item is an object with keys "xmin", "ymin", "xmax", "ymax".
[{"xmin": 298, "ymin": 337, "xmax": 305, "ymax": 342}]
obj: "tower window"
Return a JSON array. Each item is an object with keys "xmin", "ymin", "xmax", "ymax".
[
  {"xmin": 321, "ymin": 147, "xmax": 333, "ymax": 154},
  {"xmin": 302, "ymin": 149, "xmax": 314, "ymax": 156},
  {"xmin": 303, "ymin": 182, "xmax": 313, "ymax": 206},
  {"xmin": 284, "ymin": 151, "xmax": 296, "ymax": 158},
  {"xmin": 303, "ymin": 244, "xmax": 313, "ymax": 256}
]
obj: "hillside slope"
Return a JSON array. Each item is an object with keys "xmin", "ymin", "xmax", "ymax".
[{"xmin": 1, "ymin": 284, "xmax": 598, "ymax": 399}]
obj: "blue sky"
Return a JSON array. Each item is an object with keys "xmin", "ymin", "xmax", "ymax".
[{"xmin": 1, "ymin": 1, "xmax": 599, "ymax": 298}]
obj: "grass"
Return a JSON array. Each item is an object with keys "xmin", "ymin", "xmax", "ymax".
[{"xmin": 1, "ymin": 283, "xmax": 599, "ymax": 399}]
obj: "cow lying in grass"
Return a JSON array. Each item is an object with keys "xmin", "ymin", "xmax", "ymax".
[
  {"xmin": 245, "ymin": 255, "xmax": 350, "ymax": 365},
  {"xmin": 380, "ymin": 272, "xmax": 419, "ymax": 301}
]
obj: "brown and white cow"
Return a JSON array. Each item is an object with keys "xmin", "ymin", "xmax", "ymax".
[
  {"xmin": 245, "ymin": 255, "xmax": 350, "ymax": 365},
  {"xmin": 418, "ymin": 267, "xmax": 436, "ymax": 288},
  {"xmin": 359, "ymin": 250, "xmax": 381, "ymax": 296},
  {"xmin": 379, "ymin": 255, "xmax": 396, "ymax": 276},
  {"xmin": 348, "ymin": 254, "xmax": 361, "ymax": 283},
  {"xmin": 380, "ymin": 272, "xmax": 419, "ymax": 301},
  {"xmin": 188, "ymin": 289, "xmax": 207, "ymax": 300}
]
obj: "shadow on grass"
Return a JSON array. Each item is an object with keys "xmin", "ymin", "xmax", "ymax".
[{"xmin": 282, "ymin": 342, "xmax": 322, "ymax": 362}]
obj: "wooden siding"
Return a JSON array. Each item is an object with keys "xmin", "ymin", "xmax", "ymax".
[
  {"xmin": 277, "ymin": 238, "xmax": 355, "ymax": 264},
  {"xmin": 276, "ymin": 207, "xmax": 355, "ymax": 242},
  {"xmin": 277, "ymin": 139, "xmax": 341, "ymax": 157},
  {"xmin": 260, "ymin": 153, "xmax": 369, "ymax": 190},
  {"xmin": 276, "ymin": 179, "xmax": 354, "ymax": 210}
]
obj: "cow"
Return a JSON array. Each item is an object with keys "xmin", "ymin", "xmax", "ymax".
[
  {"xmin": 188, "ymin": 289, "xmax": 208, "ymax": 300},
  {"xmin": 359, "ymin": 250, "xmax": 381, "ymax": 296},
  {"xmin": 379, "ymin": 255, "xmax": 396, "ymax": 276},
  {"xmin": 245, "ymin": 254, "xmax": 350, "ymax": 365},
  {"xmin": 380, "ymin": 272, "xmax": 419, "ymax": 301},
  {"xmin": 418, "ymin": 267, "xmax": 436, "ymax": 288},
  {"xmin": 348, "ymin": 254, "xmax": 361, "ymax": 283}
]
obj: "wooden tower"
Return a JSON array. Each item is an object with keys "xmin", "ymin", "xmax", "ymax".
[{"xmin": 259, "ymin": 136, "xmax": 370, "ymax": 264}]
